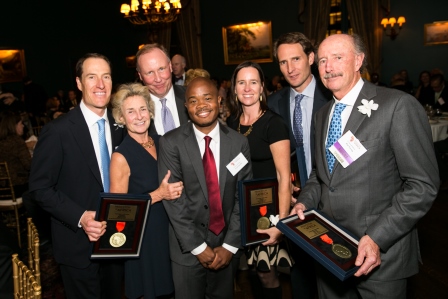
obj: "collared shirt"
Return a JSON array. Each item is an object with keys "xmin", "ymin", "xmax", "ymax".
[
  {"xmin": 326, "ymin": 78, "xmax": 365, "ymax": 139},
  {"xmin": 435, "ymin": 85, "xmax": 445, "ymax": 103},
  {"xmin": 79, "ymin": 100, "xmax": 112, "ymax": 185},
  {"xmin": 174, "ymin": 73, "xmax": 185, "ymax": 86},
  {"xmin": 289, "ymin": 75, "xmax": 316, "ymax": 178},
  {"xmin": 151, "ymin": 86, "xmax": 181, "ymax": 135},
  {"xmin": 190, "ymin": 123, "xmax": 238, "ymax": 255}
]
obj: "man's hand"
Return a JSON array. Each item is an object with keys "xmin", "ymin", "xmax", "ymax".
[
  {"xmin": 196, "ymin": 246, "xmax": 216, "ymax": 269},
  {"xmin": 258, "ymin": 226, "xmax": 283, "ymax": 246},
  {"xmin": 290, "ymin": 202, "xmax": 306, "ymax": 220},
  {"xmin": 209, "ymin": 246, "xmax": 233, "ymax": 270},
  {"xmin": 354, "ymin": 235, "xmax": 381, "ymax": 277},
  {"xmin": 80, "ymin": 211, "xmax": 106, "ymax": 241}
]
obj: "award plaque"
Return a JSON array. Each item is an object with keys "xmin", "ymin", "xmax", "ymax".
[
  {"xmin": 238, "ymin": 177, "xmax": 279, "ymax": 246},
  {"xmin": 277, "ymin": 209, "xmax": 359, "ymax": 281},
  {"xmin": 91, "ymin": 193, "xmax": 151, "ymax": 259}
]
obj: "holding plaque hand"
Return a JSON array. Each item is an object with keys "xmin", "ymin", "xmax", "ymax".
[
  {"xmin": 80, "ymin": 211, "xmax": 107, "ymax": 242},
  {"xmin": 258, "ymin": 226, "xmax": 283, "ymax": 246}
]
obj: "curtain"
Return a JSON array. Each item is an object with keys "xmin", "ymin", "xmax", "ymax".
[
  {"xmin": 299, "ymin": 0, "xmax": 331, "ymax": 46},
  {"xmin": 175, "ymin": 0, "xmax": 203, "ymax": 68},
  {"xmin": 346, "ymin": 0, "xmax": 387, "ymax": 74}
]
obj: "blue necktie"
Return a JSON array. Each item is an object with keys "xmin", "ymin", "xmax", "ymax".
[
  {"xmin": 326, "ymin": 103, "xmax": 346, "ymax": 173},
  {"xmin": 97, "ymin": 119, "xmax": 110, "ymax": 192},
  {"xmin": 293, "ymin": 94, "xmax": 305, "ymax": 146},
  {"xmin": 161, "ymin": 98, "xmax": 176, "ymax": 134}
]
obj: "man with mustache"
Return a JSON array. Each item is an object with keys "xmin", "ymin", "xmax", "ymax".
[
  {"xmin": 158, "ymin": 77, "xmax": 252, "ymax": 298},
  {"xmin": 268, "ymin": 32, "xmax": 331, "ymax": 299},
  {"xmin": 136, "ymin": 44, "xmax": 189, "ymax": 135},
  {"xmin": 292, "ymin": 33, "xmax": 439, "ymax": 298}
]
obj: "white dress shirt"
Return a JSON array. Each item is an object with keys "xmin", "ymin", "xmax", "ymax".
[
  {"xmin": 190, "ymin": 123, "xmax": 238, "ymax": 255},
  {"xmin": 289, "ymin": 75, "xmax": 317, "ymax": 178},
  {"xmin": 151, "ymin": 86, "xmax": 181, "ymax": 135},
  {"xmin": 326, "ymin": 78, "xmax": 365, "ymax": 139}
]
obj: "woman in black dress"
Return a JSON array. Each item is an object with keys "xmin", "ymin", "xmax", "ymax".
[
  {"xmin": 227, "ymin": 61, "xmax": 292, "ymax": 298},
  {"xmin": 109, "ymin": 83, "xmax": 184, "ymax": 299}
]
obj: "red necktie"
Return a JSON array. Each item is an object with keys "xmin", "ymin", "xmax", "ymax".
[{"xmin": 203, "ymin": 136, "xmax": 225, "ymax": 235}]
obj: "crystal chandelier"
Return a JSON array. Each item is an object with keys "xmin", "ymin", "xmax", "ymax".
[{"xmin": 120, "ymin": 0, "xmax": 182, "ymax": 25}]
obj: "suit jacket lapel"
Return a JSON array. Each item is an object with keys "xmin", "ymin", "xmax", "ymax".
[
  {"xmin": 319, "ymin": 102, "xmax": 333, "ymax": 179},
  {"xmin": 219, "ymin": 124, "xmax": 231, "ymax": 200},
  {"xmin": 183, "ymin": 124, "xmax": 209, "ymax": 201},
  {"xmin": 68, "ymin": 107, "xmax": 103, "ymax": 187}
]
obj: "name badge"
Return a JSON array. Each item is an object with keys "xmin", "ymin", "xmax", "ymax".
[
  {"xmin": 329, "ymin": 130, "xmax": 367, "ymax": 168},
  {"xmin": 226, "ymin": 152, "xmax": 249, "ymax": 176}
]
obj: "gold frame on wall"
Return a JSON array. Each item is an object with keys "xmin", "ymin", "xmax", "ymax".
[
  {"xmin": 0, "ymin": 49, "xmax": 27, "ymax": 84},
  {"xmin": 222, "ymin": 21, "xmax": 273, "ymax": 65},
  {"xmin": 424, "ymin": 21, "xmax": 448, "ymax": 46}
]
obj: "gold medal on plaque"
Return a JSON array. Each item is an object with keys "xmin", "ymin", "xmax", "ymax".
[
  {"xmin": 110, "ymin": 232, "xmax": 126, "ymax": 247},
  {"xmin": 320, "ymin": 234, "xmax": 352, "ymax": 259},
  {"xmin": 257, "ymin": 205, "xmax": 271, "ymax": 229},
  {"xmin": 257, "ymin": 217, "xmax": 271, "ymax": 229},
  {"xmin": 110, "ymin": 221, "xmax": 126, "ymax": 248}
]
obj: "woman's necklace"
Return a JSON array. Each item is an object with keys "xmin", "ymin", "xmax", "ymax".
[
  {"xmin": 139, "ymin": 136, "xmax": 155, "ymax": 149},
  {"xmin": 237, "ymin": 110, "xmax": 266, "ymax": 137}
]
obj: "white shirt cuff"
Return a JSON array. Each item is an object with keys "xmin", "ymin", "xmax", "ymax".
[
  {"xmin": 78, "ymin": 210, "xmax": 87, "ymax": 228},
  {"xmin": 191, "ymin": 242, "xmax": 207, "ymax": 255},
  {"xmin": 222, "ymin": 243, "xmax": 238, "ymax": 254}
]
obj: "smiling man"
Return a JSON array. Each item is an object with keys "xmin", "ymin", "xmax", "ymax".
[
  {"xmin": 292, "ymin": 33, "xmax": 439, "ymax": 299},
  {"xmin": 136, "ymin": 44, "xmax": 189, "ymax": 135},
  {"xmin": 29, "ymin": 53, "xmax": 126, "ymax": 298},
  {"xmin": 267, "ymin": 32, "xmax": 331, "ymax": 299},
  {"xmin": 158, "ymin": 77, "xmax": 252, "ymax": 299}
]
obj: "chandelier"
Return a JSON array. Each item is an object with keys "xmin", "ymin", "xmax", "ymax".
[{"xmin": 120, "ymin": 0, "xmax": 182, "ymax": 25}]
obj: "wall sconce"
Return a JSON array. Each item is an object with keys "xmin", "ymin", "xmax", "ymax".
[{"xmin": 381, "ymin": 16, "xmax": 406, "ymax": 40}]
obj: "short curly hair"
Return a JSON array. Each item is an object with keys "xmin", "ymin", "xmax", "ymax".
[{"xmin": 111, "ymin": 83, "xmax": 155, "ymax": 126}]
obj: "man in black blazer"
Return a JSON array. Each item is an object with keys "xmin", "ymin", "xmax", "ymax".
[
  {"xmin": 267, "ymin": 32, "xmax": 331, "ymax": 299},
  {"xmin": 159, "ymin": 77, "xmax": 252, "ymax": 299},
  {"xmin": 136, "ymin": 44, "xmax": 189, "ymax": 135},
  {"xmin": 29, "ymin": 53, "xmax": 126, "ymax": 299}
]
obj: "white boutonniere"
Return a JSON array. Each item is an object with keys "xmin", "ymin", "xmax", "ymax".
[
  {"xmin": 113, "ymin": 123, "xmax": 124, "ymax": 130},
  {"xmin": 357, "ymin": 99, "xmax": 378, "ymax": 117}
]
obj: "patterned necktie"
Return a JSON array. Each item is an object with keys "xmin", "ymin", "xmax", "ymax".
[
  {"xmin": 202, "ymin": 136, "xmax": 225, "ymax": 235},
  {"xmin": 161, "ymin": 98, "xmax": 176, "ymax": 134},
  {"xmin": 293, "ymin": 94, "xmax": 305, "ymax": 146},
  {"xmin": 326, "ymin": 103, "xmax": 346, "ymax": 173},
  {"xmin": 97, "ymin": 119, "xmax": 110, "ymax": 192}
]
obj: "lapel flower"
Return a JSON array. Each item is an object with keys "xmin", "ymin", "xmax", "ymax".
[{"xmin": 357, "ymin": 99, "xmax": 378, "ymax": 117}]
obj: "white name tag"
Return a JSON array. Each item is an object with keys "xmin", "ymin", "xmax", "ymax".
[
  {"xmin": 226, "ymin": 152, "xmax": 249, "ymax": 176},
  {"xmin": 438, "ymin": 97, "xmax": 445, "ymax": 105},
  {"xmin": 329, "ymin": 130, "xmax": 367, "ymax": 168}
]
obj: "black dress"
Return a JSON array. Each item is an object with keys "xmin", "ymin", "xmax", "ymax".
[
  {"xmin": 228, "ymin": 110, "xmax": 293, "ymax": 271},
  {"xmin": 115, "ymin": 134, "xmax": 174, "ymax": 299}
]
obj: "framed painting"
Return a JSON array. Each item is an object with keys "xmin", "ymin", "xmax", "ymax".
[
  {"xmin": 222, "ymin": 21, "xmax": 273, "ymax": 65},
  {"xmin": 0, "ymin": 49, "xmax": 27, "ymax": 84},
  {"xmin": 424, "ymin": 21, "xmax": 448, "ymax": 46}
]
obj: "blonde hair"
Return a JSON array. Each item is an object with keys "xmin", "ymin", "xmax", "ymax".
[
  {"xmin": 111, "ymin": 83, "xmax": 155, "ymax": 126},
  {"xmin": 184, "ymin": 68, "xmax": 211, "ymax": 86}
]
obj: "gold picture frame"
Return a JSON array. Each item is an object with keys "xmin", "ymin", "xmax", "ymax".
[
  {"xmin": 0, "ymin": 49, "xmax": 27, "ymax": 84},
  {"xmin": 424, "ymin": 21, "xmax": 448, "ymax": 46},
  {"xmin": 222, "ymin": 21, "xmax": 273, "ymax": 65}
]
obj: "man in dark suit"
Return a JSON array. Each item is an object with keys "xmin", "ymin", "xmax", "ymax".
[
  {"xmin": 158, "ymin": 77, "xmax": 252, "ymax": 299},
  {"xmin": 293, "ymin": 34, "xmax": 439, "ymax": 298},
  {"xmin": 136, "ymin": 44, "xmax": 189, "ymax": 136},
  {"xmin": 431, "ymin": 73, "xmax": 448, "ymax": 111},
  {"xmin": 267, "ymin": 32, "xmax": 331, "ymax": 299},
  {"xmin": 171, "ymin": 54, "xmax": 186, "ymax": 86},
  {"xmin": 29, "ymin": 53, "xmax": 126, "ymax": 299}
]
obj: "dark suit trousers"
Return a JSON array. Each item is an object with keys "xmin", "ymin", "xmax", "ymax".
[
  {"xmin": 315, "ymin": 262, "xmax": 407, "ymax": 299},
  {"xmin": 60, "ymin": 260, "xmax": 124, "ymax": 299},
  {"xmin": 171, "ymin": 231, "xmax": 235, "ymax": 299}
]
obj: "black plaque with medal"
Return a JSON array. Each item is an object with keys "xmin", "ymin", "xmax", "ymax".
[
  {"xmin": 277, "ymin": 209, "xmax": 359, "ymax": 281},
  {"xmin": 238, "ymin": 177, "xmax": 279, "ymax": 246},
  {"xmin": 91, "ymin": 193, "xmax": 151, "ymax": 259}
]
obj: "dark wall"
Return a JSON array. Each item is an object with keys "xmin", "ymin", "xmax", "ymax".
[
  {"xmin": 381, "ymin": 0, "xmax": 448, "ymax": 87},
  {"xmin": 0, "ymin": 0, "xmax": 148, "ymax": 97},
  {"xmin": 199, "ymin": 0, "xmax": 303, "ymax": 81},
  {"xmin": 1, "ymin": 0, "xmax": 447, "ymax": 97}
]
